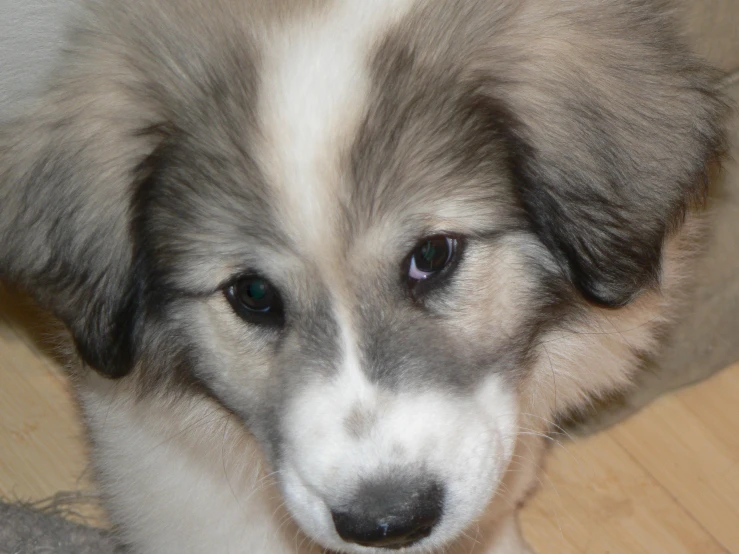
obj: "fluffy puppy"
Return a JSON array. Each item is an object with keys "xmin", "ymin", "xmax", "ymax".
[{"xmin": 0, "ymin": 0, "xmax": 727, "ymax": 553}]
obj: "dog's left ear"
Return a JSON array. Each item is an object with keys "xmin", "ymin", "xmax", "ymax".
[
  {"xmin": 0, "ymin": 103, "xmax": 157, "ymax": 378},
  {"xmin": 494, "ymin": 7, "xmax": 727, "ymax": 307},
  {"xmin": 0, "ymin": 74, "xmax": 163, "ymax": 378}
]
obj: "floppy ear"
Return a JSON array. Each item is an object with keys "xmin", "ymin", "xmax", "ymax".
[
  {"xmin": 0, "ymin": 62, "xmax": 162, "ymax": 378},
  {"xmin": 495, "ymin": 6, "xmax": 727, "ymax": 307}
]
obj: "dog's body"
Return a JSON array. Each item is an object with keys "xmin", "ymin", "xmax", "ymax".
[{"xmin": 0, "ymin": 1, "xmax": 728, "ymax": 553}]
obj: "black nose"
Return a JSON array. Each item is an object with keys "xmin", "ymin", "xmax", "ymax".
[{"xmin": 331, "ymin": 479, "xmax": 444, "ymax": 549}]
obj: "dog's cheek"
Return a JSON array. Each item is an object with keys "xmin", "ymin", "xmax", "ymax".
[
  {"xmin": 175, "ymin": 297, "xmax": 278, "ymax": 413},
  {"xmin": 433, "ymin": 236, "xmax": 559, "ymax": 375},
  {"xmin": 521, "ymin": 284, "xmax": 668, "ymax": 423}
]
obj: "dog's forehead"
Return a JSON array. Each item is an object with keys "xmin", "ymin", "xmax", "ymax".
[
  {"xmin": 150, "ymin": 0, "xmax": 517, "ymax": 295},
  {"xmin": 254, "ymin": 0, "xmax": 422, "ymax": 259},
  {"xmin": 251, "ymin": 0, "xmax": 513, "ymax": 263}
]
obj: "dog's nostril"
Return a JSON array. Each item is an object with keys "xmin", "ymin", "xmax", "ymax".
[{"xmin": 331, "ymin": 480, "xmax": 443, "ymax": 549}]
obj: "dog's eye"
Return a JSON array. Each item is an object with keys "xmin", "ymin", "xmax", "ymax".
[
  {"xmin": 407, "ymin": 235, "xmax": 459, "ymax": 284},
  {"xmin": 225, "ymin": 275, "xmax": 284, "ymax": 325}
]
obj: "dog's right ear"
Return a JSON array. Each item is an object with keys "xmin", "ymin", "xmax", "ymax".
[
  {"xmin": 0, "ymin": 80, "xmax": 163, "ymax": 378},
  {"xmin": 485, "ymin": 4, "xmax": 727, "ymax": 308}
]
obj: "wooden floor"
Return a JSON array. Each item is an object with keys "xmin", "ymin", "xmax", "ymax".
[{"xmin": 0, "ymin": 289, "xmax": 737, "ymax": 554}]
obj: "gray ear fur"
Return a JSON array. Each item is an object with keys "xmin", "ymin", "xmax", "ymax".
[
  {"xmin": 494, "ymin": 2, "xmax": 727, "ymax": 307},
  {"xmin": 0, "ymin": 37, "xmax": 162, "ymax": 378}
]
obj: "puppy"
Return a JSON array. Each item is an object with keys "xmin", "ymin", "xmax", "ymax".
[{"xmin": 0, "ymin": 0, "xmax": 727, "ymax": 552}]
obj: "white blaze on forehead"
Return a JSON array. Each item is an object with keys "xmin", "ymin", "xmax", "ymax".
[
  {"xmin": 339, "ymin": 310, "xmax": 367, "ymax": 384},
  {"xmin": 257, "ymin": 0, "xmax": 421, "ymax": 252}
]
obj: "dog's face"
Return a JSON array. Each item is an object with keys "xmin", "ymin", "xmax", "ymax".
[
  {"xmin": 0, "ymin": 0, "xmax": 726, "ymax": 552},
  {"xmin": 136, "ymin": 6, "xmax": 542, "ymax": 548}
]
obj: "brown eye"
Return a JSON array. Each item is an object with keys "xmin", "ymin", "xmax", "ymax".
[
  {"xmin": 408, "ymin": 236, "xmax": 458, "ymax": 282},
  {"xmin": 225, "ymin": 275, "xmax": 284, "ymax": 325}
]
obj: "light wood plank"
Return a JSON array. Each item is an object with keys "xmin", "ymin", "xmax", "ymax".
[
  {"xmin": 611, "ymin": 363, "xmax": 739, "ymax": 552},
  {"xmin": 0, "ymin": 292, "xmax": 91, "ymax": 502},
  {"xmin": 521, "ymin": 430, "xmax": 728, "ymax": 554}
]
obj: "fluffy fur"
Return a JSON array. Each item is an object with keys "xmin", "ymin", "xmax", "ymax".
[{"xmin": 0, "ymin": 1, "xmax": 727, "ymax": 553}]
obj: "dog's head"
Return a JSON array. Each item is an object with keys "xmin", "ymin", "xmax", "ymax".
[{"xmin": 0, "ymin": 0, "xmax": 726, "ymax": 551}]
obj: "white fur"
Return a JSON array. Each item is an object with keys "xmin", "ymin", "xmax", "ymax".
[{"xmin": 80, "ymin": 376, "xmax": 309, "ymax": 554}]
